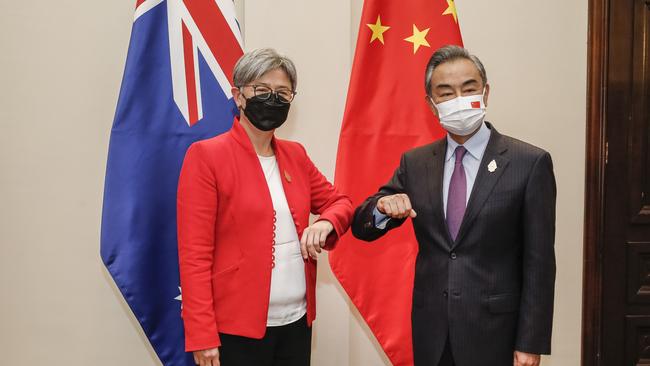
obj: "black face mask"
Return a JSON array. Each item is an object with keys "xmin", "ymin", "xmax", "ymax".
[{"xmin": 242, "ymin": 95, "xmax": 291, "ymax": 131}]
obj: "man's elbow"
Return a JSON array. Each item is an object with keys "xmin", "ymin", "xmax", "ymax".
[{"xmin": 351, "ymin": 219, "xmax": 382, "ymax": 242}]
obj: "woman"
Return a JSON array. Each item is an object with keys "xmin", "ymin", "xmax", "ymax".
[{"xmin": 177, "ymin": 48, "xmax": 352, "ymax": 366}]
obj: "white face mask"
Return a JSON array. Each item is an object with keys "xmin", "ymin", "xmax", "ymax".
[{"xmin": 433, "ymin": 92, "xmax": 486, "ymax": 136}]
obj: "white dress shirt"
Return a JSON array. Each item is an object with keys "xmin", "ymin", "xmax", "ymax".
[{"xmin": 258, "ymin": 154, "xmax": 307, "ymax": 327}]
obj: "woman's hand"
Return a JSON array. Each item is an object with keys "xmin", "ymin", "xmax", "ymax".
[
  {"xmin": 300, "ymin": 220, "xmax": 334, "ymax": 260},
  {"xmin": 193, "ymin": 347, "xmax": 220, "ymax": 366}
]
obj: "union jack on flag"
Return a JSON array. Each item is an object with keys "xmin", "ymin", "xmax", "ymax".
[{"xmin": 101, "ymin": 1, "xmax": 243, "ymax": 364}]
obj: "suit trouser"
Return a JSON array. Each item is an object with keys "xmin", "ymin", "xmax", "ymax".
[
  {"xmin": 438, "ymin": 335, "xmax": 456, "ymax": 366},
  {"xmin": 218, "ymin": 315, "xmax": 312, "ymax": 366}
]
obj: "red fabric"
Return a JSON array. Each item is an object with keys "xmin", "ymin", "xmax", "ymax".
[
  {"xmin": 181, "ymin": 22, "xmax": 199, "ymax": 125},
  {"xmin": 182, "ymin": 0, "xmax": 242, "ymax": 83},
  {"xmin": 177, "ymin": 118, "xmax": 352, "ymax": 351},
  {"xmin": 330, "ymin": 1, "xmax": 462, "ymax": 365}
]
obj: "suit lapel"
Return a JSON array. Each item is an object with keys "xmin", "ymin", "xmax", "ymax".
[
  {"xmin": 272, "ymin": 139, "xmax": 295, "ymax": 208},
  {"xmin": 452, "ymin": 128, "xmax": 509, "ymax": 249},
  {"xmin": 426, "ymin": 139, "xmax": 454, "ymax": 248}
]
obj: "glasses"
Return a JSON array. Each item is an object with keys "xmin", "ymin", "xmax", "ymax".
[{"xmin": 239, "ymin": 84, "xmax": 296, "ymax": 104}]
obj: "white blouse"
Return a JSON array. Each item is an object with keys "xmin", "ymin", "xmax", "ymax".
[{"xmin": 258, "ymin": 154, "xmax": 307, "ymax": 327}]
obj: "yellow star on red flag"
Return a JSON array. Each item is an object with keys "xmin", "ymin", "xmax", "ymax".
[
  {"xmin": 442, "ymin": 0, "xmax": 459, "ymax": 23},
  {"xmin": 367, "ymin": 15, "xmax": 391, "ymax": 44},
  {"xmin": 404, "ymin": 24, "xmax": 431, "ymax": 54}
]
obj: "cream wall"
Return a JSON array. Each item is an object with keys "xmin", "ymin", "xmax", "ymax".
[{"xmin": 0, "ymin": 0, "xmax": 586, "ymax": 365}]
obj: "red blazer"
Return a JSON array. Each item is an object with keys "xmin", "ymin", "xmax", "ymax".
[{"xmin": 177, "ymin": 118, "xmax": 352, "ymax": 351}]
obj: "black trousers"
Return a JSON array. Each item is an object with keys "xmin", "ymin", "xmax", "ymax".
[
  {"xmin": 438, "ymin": 336, "xmax": 456, "ymax": 366},
  {"xmin": 219, "ymin": 316, "xmax": 312, "ymax": 366}
]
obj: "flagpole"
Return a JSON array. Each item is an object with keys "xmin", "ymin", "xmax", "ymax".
[{"xmin": 235, "ymin": 0, "xmax": 245, "ymax": 48}]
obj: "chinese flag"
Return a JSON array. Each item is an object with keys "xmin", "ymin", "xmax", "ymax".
[{"xmin": 330, "ymin": 1, "xmax": 462, "ymax": 365}]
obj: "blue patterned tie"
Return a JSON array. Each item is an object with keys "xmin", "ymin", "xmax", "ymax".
[{"xmin": 447, "ymin": 146, "xmax": 467, "ymax": 241}]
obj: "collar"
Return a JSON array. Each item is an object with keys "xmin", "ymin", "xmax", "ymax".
[
  {"xmin": 230, "ymin": 116, "xmax": 279, "ymax": 154},
  {"xmin": 445, "ymin": 121, "xmax": 491, "ymax": 162}
]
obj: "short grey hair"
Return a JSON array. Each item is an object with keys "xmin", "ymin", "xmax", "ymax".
[
  {"xmin": 424, "ymin": 45, "xmax": 487, "ymax": 96},
  {"xmin": 233, "ymin": 48, "xmax": 298, "ymax": 91}
]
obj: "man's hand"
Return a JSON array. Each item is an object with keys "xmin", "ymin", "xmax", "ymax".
[
  {"xmin": 513, "ymin": 351, "xmax": 540, "ymax": 366},
  {"xmin": 193, "ymin": 348, "xmax": 220, "ymax": 366},
  {"xmin": 300, "ymin": 220, "xmax": 334, "ymax": 260},
  {"xmin": 377, "ymin": 194, "xmax": 417, "ymax": 219}
]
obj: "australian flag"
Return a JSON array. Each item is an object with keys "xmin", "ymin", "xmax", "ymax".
[{"xmin": 100, "ymin": 1, "xmax": 243, "ymax": 365}]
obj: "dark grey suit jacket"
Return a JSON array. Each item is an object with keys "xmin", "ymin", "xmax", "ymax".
[{"xmin": 352, "ymin": 123, "xmax": 556, "ymax": 366}]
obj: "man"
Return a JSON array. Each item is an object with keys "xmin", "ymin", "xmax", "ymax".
[{"xmin": 351, "ymin": 45, "xmax": 556, "ymax": 366}]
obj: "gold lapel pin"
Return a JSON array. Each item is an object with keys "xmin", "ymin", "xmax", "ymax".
[
  {"xmin": 284, "ymin": 170, "xmax": 292, "ymax": 183},
  {"xmin": 488, "ymin": 159, "xmax": 498, "ymax": 173}
]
